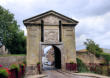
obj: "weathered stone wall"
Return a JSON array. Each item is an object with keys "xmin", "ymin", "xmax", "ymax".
[
  {"xmin": 44, "ymin": 26, "xmax": 59, "ymax": 43},
  {"xmin": 62, "ymin": 26, "xmax": 76, "ymax": 63},
  {"xmin": 24, "ymin": 11, "xmax": 78, "ymax": 73},
  {"xmin": 26, "ymin": 21, "xmax": 77, "ymax": 67},
  {"xmin": 76, "ymin": 52, "xmax": 105, "ymax": 65},
  {"xmin": 27, "ymin": 26, "xmax": 41, "ymax": 66},
  {"xmin": 0, "ymin": 56, "xmax": 26, "ymax": 67}
]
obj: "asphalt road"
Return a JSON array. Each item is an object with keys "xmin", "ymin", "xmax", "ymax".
[
  {"xmin": 43, "ymin": 70, "xmax": 94, "ymax": 78},
  {"xmin": 42, "ymin": 65, "xmax": 93, "ymax": 78}
]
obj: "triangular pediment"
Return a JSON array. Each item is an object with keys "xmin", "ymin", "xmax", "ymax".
[{"xmin": 23, "ymin": 10, "xmax": 78, "ymax": 24}]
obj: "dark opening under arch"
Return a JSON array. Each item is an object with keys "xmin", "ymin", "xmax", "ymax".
[{"xmin": 52, "ymin": 45, "xmax": 61, "ymax": 69}]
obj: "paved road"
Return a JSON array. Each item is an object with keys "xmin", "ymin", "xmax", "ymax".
[
  {"xmin": 26, "ymin": 65, "xmax": 108, "ymax": 78},
  {"xmin": 42, "ymin": 65, "xmax": 93, "ymax": 78},
  {"xmin": 43, "ymin": 70, "xmax": 94, "ymax": 78},
  {"xmin": 27, "ymin": 65, "xmax": 106, "ymax": 78}
]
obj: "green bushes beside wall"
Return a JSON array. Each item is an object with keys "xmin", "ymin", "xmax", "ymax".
[
  {"xmin": 0, "ymin": 63, "xmax": 26, "ymax": 78},
  {"xmin": 77, "ymin": 58, "xmax": 89, "ymax": 72},
  {"xmin": 0, "ymin": 69, "xmax": 9, "ymax": 78}
]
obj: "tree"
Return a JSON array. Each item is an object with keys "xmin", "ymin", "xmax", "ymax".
[
  {"xmin": 84, "ymin": 39, "xmax": 103, "ymax": 57},
  {"xmin": 0, "ymin": 5, "xmax": 26, "ymax": 54},
  {"xmin": 84, "ymin": 39, "xmax": 110, "ymax": 75}
]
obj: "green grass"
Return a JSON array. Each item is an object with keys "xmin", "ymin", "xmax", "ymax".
[{"xmin": 0, "ymin": 54, "xmax": 26, "ymax": 57}]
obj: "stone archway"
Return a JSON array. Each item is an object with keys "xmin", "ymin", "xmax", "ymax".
[
  {"xmin": 23, "ymin": 10, "xmax": 78, "ymax": 75},
  {"xmin": 41, "ymin": 45, "xmax": 62, "ymax": 70},
  {"xmin": 40, "ymin": 43, "xmax": 64, "ymax": 71}
]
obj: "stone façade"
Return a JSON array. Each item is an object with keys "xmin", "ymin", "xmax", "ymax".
[{"xmin": 23, "ymin": 10, "xmax": 78, "ymax": 74}]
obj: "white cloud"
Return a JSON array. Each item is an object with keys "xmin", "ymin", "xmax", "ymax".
[
  {"xmin": 76, "ymin": 34, "xmax": 87, "ymax": 50},
  {"xmin": 75, "ymin": 12, "xmax": 110, "ymax": 49},
  {"xmin": 0, "ymin": 0, "xmax": 110, "ymax": 49}
]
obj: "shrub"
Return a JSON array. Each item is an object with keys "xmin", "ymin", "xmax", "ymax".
[
  {"xmin": 37, "ymin": 62, "xmax": 40, "ymax": 65},
  {"xmin": 20, "ymin": 63, "xmax": 25, "ymax": 67},
  {"xmin": 101, "ymin": 53, "xmax": 110, "ymax": 62},
  {"xmin": 10, "ymin": 64, "xmax": 20, "ymax": 71},
  {"xmin": 77, "ymin": 58, "xmax": 89, "ymax": 72},
  {"xmin": 0, "ymin": 69, "xmax": 9, "ymax": 77},
  {"xmin": 23, "ymin": 60, "xmax": 26, "ymax": 65},
  {"xmin": 95, "ymin": 51, "xmax": 101, "ymax": 57},
  {"xmin": 70, "ymin": 61, "xmax": 74, "ymax": 64}
]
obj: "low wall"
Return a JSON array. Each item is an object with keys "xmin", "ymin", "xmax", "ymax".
[
  {"xmin": 0, "ymin": 55, "xmax": 26, "ymax": 67},
  {"xmin": 76, "ymin": 52, "xmax": 105, "ymax": 65}
]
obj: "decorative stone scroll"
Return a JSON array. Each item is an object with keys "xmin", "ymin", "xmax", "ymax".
[{"xmin": 44, "ymin": 29, "xmax": 59, "ymax": 43}]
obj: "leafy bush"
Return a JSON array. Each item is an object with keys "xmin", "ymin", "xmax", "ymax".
[
  {"xmin": 95, "ymin": 52, "xmax": 101, "ymax": 57},
  {"xmin": 101, "ymin": 53, "xmax": 110, "ymax": 62},
  {"xmin": 23, "ymin": 60, "xmax": 26, "ymax": 64},
  {"xmin": 10, "ymin": 64, "xmax": 20, "ymax": 71},
  {"xmin": 37, "ymin": 62, "xmax": 40, "ymax": 65},
  {"xmin": 77, "ymin": 58, "xmax": 89, "ymax": 72},
  {"xmin": 20, "ymin": 63, "xmax": 25, "ymax": 67},
  {"xmin": 94, "ymin": 66, "xmax": 102, "ymax": 74},
  {"xmin": 70, "ymin": 61, "xmax": 74, "ymax": 64},
  {"xmin": 0, "ymin": 69, "xmax": 9, "ymax": 77}
]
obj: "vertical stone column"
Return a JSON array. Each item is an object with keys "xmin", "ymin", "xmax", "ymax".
[
  {"xmin": 25, "ymin": 26, "xmax": 41, "ymax": 75},
  {"xmin": 62, "ymin": 26, "xmax": 77, "ymax": 71}
]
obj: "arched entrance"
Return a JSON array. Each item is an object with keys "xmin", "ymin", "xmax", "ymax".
[
  {"xmin": 53, "ymin": 45, "xmax": 61, "ymax": 69},
  {"xmin": 42, "ymin": 45, "xmax": 61, "ymax": 70}
]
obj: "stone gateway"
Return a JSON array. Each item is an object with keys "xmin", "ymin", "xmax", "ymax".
[{"xmin": 23, "ymin": 10, "xmax": 78, "ymax": 75}]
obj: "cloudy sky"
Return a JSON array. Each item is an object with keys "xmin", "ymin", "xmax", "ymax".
[{"xmin": 0, "ymin": 0, "xmax": 110, "ymax": 50}]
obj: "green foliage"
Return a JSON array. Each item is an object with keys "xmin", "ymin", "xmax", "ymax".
[
  {"xmin": 20, "ymin": 63, "xmax": 25, "ymax": 67},
  {"xmin": 84, "ymin": 39, "xmax": 103, "ymax": 57},
  {"xmin": 10, "ymin": 64, "xmax": 20, "ymax": 71},
  {"xmin": 95, "ymin": 66, "xmax": 102, "ymax": 74},
  {"xmin": 0, "ymin": 69, "xmax": 8, "ymax": 77},
  {"xmin": 37, "ymin": 62, "xmax": 40, "ymax": 65},
  {"xmin": 7, "ymin": 30, "xmax": 26, "ymax": 54},
  {"xmin": 0, "ymin": 5, "xmax": 26, "ymax": 54},
  {"xmin": 84, "ymin": 39, "xmax": 110, "ymax": 62},
  {"xmin": 76, "ymin": 58, "xmax": 89, "ymax": 72},
  {"xmin": 23, "ymin": 60, "xmax": 26, "ymax": 65},
  {"xmin": 70, "ymin": 61, "xmax": 74, "ymax": 64},
  {"xmin": 84, "ymin": 39, "xmax": 110, "ymax": 69},
  {"xmin": 101, "ymin": 53, "xmax": 110, "ymax": 62}
]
